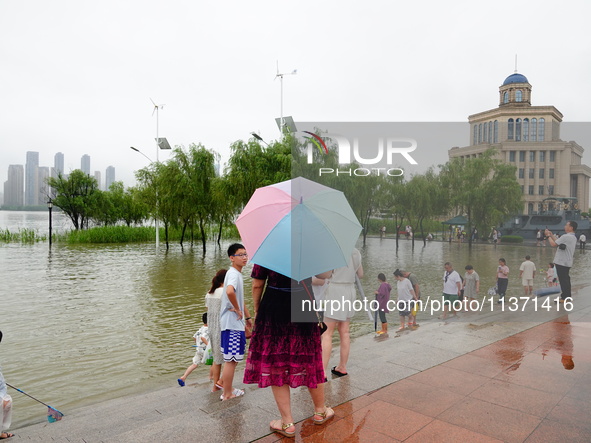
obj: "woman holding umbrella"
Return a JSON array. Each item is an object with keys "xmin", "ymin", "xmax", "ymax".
[
  {"xmin": 243, "ymin": 266, "xmax": 334, "ymax": 438},
  {"xmin": 236, "ymin": 177, "xmax": 363, "ymax": 438}
]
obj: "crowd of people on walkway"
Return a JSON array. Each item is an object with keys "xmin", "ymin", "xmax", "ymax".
[{"xmin": 171, "ymin": 220, "xmax": 581, "ymax": 439}]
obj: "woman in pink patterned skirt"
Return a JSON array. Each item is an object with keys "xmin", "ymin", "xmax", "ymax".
[{"xmin": 243, "ymin": 265, "xmax": 334, "ymax": 438}]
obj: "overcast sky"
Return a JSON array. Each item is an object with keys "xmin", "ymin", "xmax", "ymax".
[{"xmin": 1, "ymin": 0, "xmax": 590, "ymax": 190}]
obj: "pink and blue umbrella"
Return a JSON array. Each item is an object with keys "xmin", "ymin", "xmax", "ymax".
[{"xmin": 236, "ymin": 177, "xmax": 362, "ymax": 282}]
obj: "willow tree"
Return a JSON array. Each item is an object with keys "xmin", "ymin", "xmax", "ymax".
[
  {"xmin": 439, "ymin": 148, "xmax": 523, "ymax": 245},
  {"xmin": 225, "ymin": 137, "xmax": 291, "ymax": 207},
  {"xmin": 171, "ymin": 144, "xmax": 217, "ymax": 252},
  {"xmin": 47, "ymin": 169, "xmax": 99, "ymax": 230}
]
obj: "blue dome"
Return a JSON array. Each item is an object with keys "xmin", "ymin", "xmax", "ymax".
[{"xmin": 503, "ymin": 73, "xmax": 529, "ymax": 85}]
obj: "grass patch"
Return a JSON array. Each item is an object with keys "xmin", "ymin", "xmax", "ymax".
[{"xmin": 0, "ymin": 228, "xmax": 47, "ymax": 243}]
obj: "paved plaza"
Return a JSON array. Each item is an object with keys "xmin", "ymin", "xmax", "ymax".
[{"xmin": 13, "ymin": 288, "xmax": 591, "ymax": 442}]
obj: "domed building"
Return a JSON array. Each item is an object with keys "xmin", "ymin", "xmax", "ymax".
[{"xmin": 449, "ymin": 72, "xmax": 591, "ymax": 213}]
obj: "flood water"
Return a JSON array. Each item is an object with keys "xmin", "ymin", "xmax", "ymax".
[{"xmin": 1, "ymin": 211, "xmax": 590, "ymax": 428}]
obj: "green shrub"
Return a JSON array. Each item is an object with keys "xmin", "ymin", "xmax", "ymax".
[{"xmin": 500, "ymin": 235, "xmax": 523, "ymax": 243}]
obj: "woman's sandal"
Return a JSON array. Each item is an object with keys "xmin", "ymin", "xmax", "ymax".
[
  {"xmin": 269, "ymin": 420, "xmax": 295, "ymax": 438},
  {"xmin": 313, "ymin": 406, "xmax": 335, "ymax": 424},
  {"xmin": 0, "ymin": 432, "xmax": 14, "ymax": 440}
]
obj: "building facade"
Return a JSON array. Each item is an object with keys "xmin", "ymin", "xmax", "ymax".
[
  {"xmin": 81, "ymin": 154, "xmax": 91, "ymax": 175},
  {"xmin": 3, "ymin": 164, "xmax": 24, "ymax": 206},
  {"xmin": 105, "ymin": 166, "xmax": 115, "ymax": 191},
  {"xmin": 449, "ymin": 73, "xmax": 591, "ymax": 213},
  {"xmin": 54, "ymin": 152, "xmax": 64, "ymax": 178},
  {"xmin": 25, "ymin": 151, "xmax": 39, "ymax": 206}
]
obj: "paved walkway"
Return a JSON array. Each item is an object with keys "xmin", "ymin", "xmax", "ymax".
[{"xmin": 12, "ymin": 290, "xmax": 591, "ymax": 442}]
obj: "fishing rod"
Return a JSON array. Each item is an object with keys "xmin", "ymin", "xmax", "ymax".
[{"xmin": 6, "ymin": 383, "xmax": 64, "ymax": 422}]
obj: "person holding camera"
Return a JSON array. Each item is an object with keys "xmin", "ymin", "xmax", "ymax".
[{"xmin": 545, "ymin": 221, "xmax": 578, "ymax": 302}]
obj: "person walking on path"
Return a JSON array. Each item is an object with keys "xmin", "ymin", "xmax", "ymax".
[
  {"xmin": 0, "ymin": 331, "xmax": 14, "ymax": 440},
  {"xmin": 463, "ymin": 265, "xmax": 480, "ymax": 305},
  {"xmin": 177, "ymin": 313, "xmax": 209, "ymax": 387},
  {"xmin": 579, "ymin": 233, "xmax": 586, "ymax": 250},
  {"xmin": 519, "ymin": 255, "xmax": 537, "ymax": 297},
  {"xmin": 546, "ymin": 221, "xmax": 578, "ymax": 302},
  {"xmin": 401, "ymin": 270, "xmax": 420, "ymax": 327},
  {"xmin": 496, "ymin": 258, "xmax": 510, "ymax": 303},
  {"xmin": 205, "ymin": 269, "xmax": 227, "ymax": 392},
  {"xmin": 322, "ymin": 248, "xmax": 363, "ymax": 378},
  {"xmin": 219, "ymin": 243, "xmax": 252, "ymax": 401},
  {"xmin": 440, "ymin": 262, "xmax": 462, "ymax": 320},
  {"xmin": 374, "ymin": 273, "xmax": 391, "ymax": 335},
  {"xmin": 393, "ymin": 269, "xmax": 417, "ymax": 330}
]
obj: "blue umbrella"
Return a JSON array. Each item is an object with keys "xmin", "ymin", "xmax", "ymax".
[{"xmin": 236, "ymin": 177, "xmax": 362, "ymax": 281}]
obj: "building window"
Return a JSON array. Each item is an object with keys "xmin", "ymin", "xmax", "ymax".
[
  {"xmin": 529, "ymin": 168, "xmax": 534, "ymax": 179},
  {"xmin": 523, "ymin": 118, "xmax": 529, "ymax": 141},
  {"xmin": 538, "ymin": 203, "xmax": 543, "ymax": 213},
  {"xmin": 494, "ymin": 120, "xmax": 498, "ymax": 143},
  {"xmin": 521, "ymin": 185, "xmax": 524, "ymax": 194},
  {"xmin": 529, "ymin": 151, "xmax": 535, "ymax": 162},
  {"xmin": 539, "ymin": 185, "xmax": 544, "ymax": 195},
  {"xmin": 503, "ymin": 91, "xmax": 509, "ymax": 103},
  {"xmin": 539, "ymin": 169, "xmax": 545, "ymax": 179},
  {"xmin": 508, "ymin": 119, "xmax": 514, "ymax": 140},
  {"xmin": 549, "ymin": 150, "xmax": 555, "ymax": 162},
  {"xmin": 509, "ymin": 151, "xmax": 516, "ymax": 162},
  {"xmin": 531, "ymin": 118, "xmax": 537, "ymax": 141},
  {"xmin": 516, "ymin": 90, "xmax": 522, "ymax": 102},
  {"xmin": 549, "ymin": 168, "xmax": 554, "ymax": 179},
  {"xmin": 478, "ymin": 123, "xmax": 482, "ymax": 143},
  {"xmin": 548, "ymin": 185, "xmax": 554, "ymax": 195},
  {"xmin": 473, "ymin": 125, "xmax": 477, "ymax": 145},
  {"xmin": 528, "ymin": 203, "xmax": 534, "ymax": 214},
  {"xmin": 488, "ymin": 121, "xmax": 492, "ymax": 143},
  {"xmin": 519, "ymin": 151, "xmax": 525, "ymax": 162},
  {"xmin": 516, "ymin": 118, "xmax": 522, "ymax": 141},
  {"xmin": 529, "ymin": 185, "xmax": 534, "ymax": 195},
  {"xmin": 538, "ymin": 118, "xmax": 545, "ymax": 141},
  {"xmin": 518, "ymin": 168, "xmax": 524, "ymax": 179},
  {"xmin": 483, "ymin": 122, "xmax": 488, "ymax": 142},
  {"xmin": 539, "ymin": 150, "xmax": 545, "ymax": 162}
]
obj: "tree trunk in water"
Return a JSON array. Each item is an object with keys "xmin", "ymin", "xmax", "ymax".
[
  {"xmin": 200, "ymin": 218, "xmax": 207, "ymax": 255},
  {"xmin": 180, "ymin": 221, "xmax": 187, "ymax": 247},
  {"xmin": 165, "ymin": 222, "xmax": 170, "ymax": 250},
  {"xmin": 217, "ymin": 216, "xmax": 223, "ymax": 246}
]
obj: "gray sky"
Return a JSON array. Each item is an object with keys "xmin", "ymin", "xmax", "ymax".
[{"xmin": 1, "ymin": 0, "xmax": 590, "ymax": 189}]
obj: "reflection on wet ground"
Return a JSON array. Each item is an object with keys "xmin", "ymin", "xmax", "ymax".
[{"xmin": 255, "ymin": 313, "xmax": 591, "ymax": 442}]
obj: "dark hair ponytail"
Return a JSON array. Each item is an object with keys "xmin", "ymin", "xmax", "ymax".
[{"xmin": 208, "ymin": 269, "xmax": 228, "ymax": 294}]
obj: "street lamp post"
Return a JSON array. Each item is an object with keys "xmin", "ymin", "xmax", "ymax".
[
  {"xmin": 47, "ymin": 199, "xmax": 53, "ymax": 247},
  {"xmin": 130, "ymin": 146, "xmax": 160, "ymax": 248}
]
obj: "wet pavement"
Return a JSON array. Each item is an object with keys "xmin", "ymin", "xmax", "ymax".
[{"xmin": 11, "ymin": 290, "xmax": 591, "ymax": 442}]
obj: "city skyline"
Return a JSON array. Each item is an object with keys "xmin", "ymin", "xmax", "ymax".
[{"xmin": 2, "ymin": 151, "xmax": 115, "ymax": 207}]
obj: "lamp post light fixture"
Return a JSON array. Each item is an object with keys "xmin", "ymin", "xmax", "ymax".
[
  {"xmin": 47, "ymin": 199, "xmax": 53, "ymax": 247},
  {"xmin": 275, "ymin": 62, "xmax": 297, "ymax": 135},
  {"xmin": 130, "ymin": 146, "xmax": 161, "ymax": 248},
  {"xmin": 251, "ymin": 132, "xmax": 269, "ymax": 146}
]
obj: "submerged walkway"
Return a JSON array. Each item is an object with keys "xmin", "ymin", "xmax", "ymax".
[{"xmin": 13, "ymin": 290, "xmax": 591, "ymax": 442}]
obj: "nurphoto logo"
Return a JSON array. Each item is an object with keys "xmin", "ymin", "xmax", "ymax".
[{"xmin": 301, "ymin": 132, "xmax": 418, "ymax": 177}]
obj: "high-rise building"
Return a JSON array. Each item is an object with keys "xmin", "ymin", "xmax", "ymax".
[
  {"xmin": 449, "ymin": 72, "xmax": 591, "ymax": 213},
  {"xmin": 105, "ymin": 166, "xmax": 115, "ymax": 191},
  {"xmin": 81, "ymin": 154, "xmax": 91, "ymax": 175},
  {"xmin": 94, "ymin": 171, "xmax": 101, "ymax": 190},
  {"xmin": 54, "ymin": 152, "xmax": 64, "ymax": 178},
  {"xmin": 25, "ymin": 151, "xmax": 39, "ymax": 206},
  {"xmin": 3, "ymin": 164, "xmax": 24, "ymax": 206},
  {"xmin": 38, "ymin": 166, "xmax": 50, "ymax": 205}
]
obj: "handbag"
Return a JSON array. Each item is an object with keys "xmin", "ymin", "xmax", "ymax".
[
  {"xmin": 201, "ymin": 341, "xmax": 213, "ymax": 365},
  {"xmin": 302, "ymin": 281, "xmax": 328, "ymax": 335}
]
